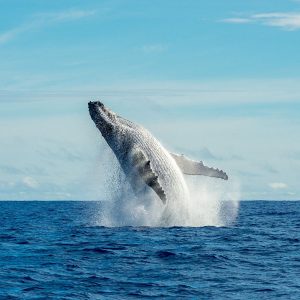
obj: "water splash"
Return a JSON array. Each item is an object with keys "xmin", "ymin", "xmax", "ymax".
[
  {"xmin": 184, "ymin": 176, "xmax": 240, "ymax": 227},
  {"xmin": 94, "ymin": 152, "xmax": 240, "ymax": 227}
]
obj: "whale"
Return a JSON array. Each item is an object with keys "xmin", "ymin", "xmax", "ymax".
[{"xmin": 88, "ymin": 101, "xmax": 228, "ymax": 208}]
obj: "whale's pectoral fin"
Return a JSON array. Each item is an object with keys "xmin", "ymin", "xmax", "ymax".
[
  {"xmin": 132, "ymin": 150, "xmax": 167, "ymax": 204},
  {"xmin": 170, "ymin": 153, "xmax": 228, "ymax": 180}
]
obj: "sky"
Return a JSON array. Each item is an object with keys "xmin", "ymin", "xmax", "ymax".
[{"xmin": 0, "ymin": 0, "xmax": 300, "ymax": 200}]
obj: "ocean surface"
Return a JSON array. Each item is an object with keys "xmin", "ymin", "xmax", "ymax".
[{"xmin": 0, "ymin": 200, "xmax": 299, "ymax": 299}]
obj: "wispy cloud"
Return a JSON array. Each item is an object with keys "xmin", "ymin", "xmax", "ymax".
[
  {"xmin": 222, "ymin": 12, "xmax": 300, "ymax": 31},
  {"xmin": 0, "ymin": 164, "xmax": 24, "ymax": 175},
  {"xmin": 141, "ymin": 44, "xmax": 167, "ymax": 54},
  {"xmin": 35, "ymin": 9, "xmax": 96, "ymax": 22},
  {"xmin": 262, "ymin": 163, "xmax": 278, "ymax": 174},
  {"xmin": 0, "ymin": 23, "xmax": 35, "ymax": 44},
  {"xmin": 22, "ymin": 176, "xmax": 39, "ymax": 189},
  {"xmin": 0, "ymin": 9, "xmax": 96, "ymax": 45},
  {"xmin": 269, "ymin": 182, "xmax": 288, "ymax": 189},
  {"xmin": 222, "ymin": 18, "xmax": 251, "ymax": 24}
]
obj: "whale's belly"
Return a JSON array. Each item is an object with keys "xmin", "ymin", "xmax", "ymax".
[{"xmin": 130, "ymin": 127, "xmax": 189, "ymax": 203}]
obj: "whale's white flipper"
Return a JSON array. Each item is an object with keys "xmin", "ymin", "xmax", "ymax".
[
  {"xmin": 171, "ymin": 153, "xmax": 228, "ymax": 180},
  {"xmin": 131, "ymin": 149, "xmax": 167, "ymax": 204}
]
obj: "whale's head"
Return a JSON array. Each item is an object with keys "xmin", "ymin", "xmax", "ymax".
[{"xmin": 88, "ymin": 101, "xmax": 118, "ymax": 139}]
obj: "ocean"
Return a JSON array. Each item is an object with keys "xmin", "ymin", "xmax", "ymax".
[{"xmin": 0, "ymin": 200, "xmax": 299, "ymax": 299}]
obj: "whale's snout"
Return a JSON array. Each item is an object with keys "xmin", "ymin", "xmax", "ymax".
[
  {"xmin": 88, "ymin": 100, "xmax": 117, "ymax": 136},
  {"xmin": 88, "ymin": 101, "xmax": 104, "ymax": 109},
  {"xmin": 88, "ymin": 101, "xmax": 105, "ymax": 120}
]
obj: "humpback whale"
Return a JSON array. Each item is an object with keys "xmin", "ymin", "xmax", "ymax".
[{"xmin": 88, "ymin": 101, "xmax": 228, "ymax": 205}]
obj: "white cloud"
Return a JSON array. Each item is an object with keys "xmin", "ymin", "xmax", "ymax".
[
  {"xmin": 223, "ymin": 12, "xmax": 300, "ymax": 30},
  {"xmin": 269, "ymin": 182, "xmax": 288, "ymax": 189},
  {"xmin": 222, "ymin": 18, "xmax": 251, "ymax": 24},
  {"xmin": 253, "ymin": 13, "xmax": 300, "ymax": 30},
  {"xmin": 0, "ymin": 9, "xmax": 96, "ymax": 45},
  {"xmin": 36, "ymin": 9, "xmax": 96, "ymax": 22},
  {"xmin": 22, "ymin": 176, "xmax": 39, "ymax": 189},
  {"xmin": 0, "ymin": 23, "xmax": 35, "ymax": 44},
  {"xmin": 141, "ymin": 44, "xmax": 167, "ymax": 54}
]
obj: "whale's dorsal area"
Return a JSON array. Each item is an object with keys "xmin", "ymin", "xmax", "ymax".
[{"xmin": 88, "ymin": 101, "xmax": 228, "ymax": 204}]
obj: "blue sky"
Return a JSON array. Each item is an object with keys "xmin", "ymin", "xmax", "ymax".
[{"xmin": 0, "ymin": 0, "xmax": 300, "ymax": 200}]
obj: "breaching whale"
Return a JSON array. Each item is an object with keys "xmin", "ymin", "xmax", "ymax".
[{"xmin": 88, "ymin": 101, "xmax": 228, "ymax": 206}]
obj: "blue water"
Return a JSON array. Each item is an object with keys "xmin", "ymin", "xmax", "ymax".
[{"xmin": 0, "ymin": 201, "xmax": 299, "ymax": 299}]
